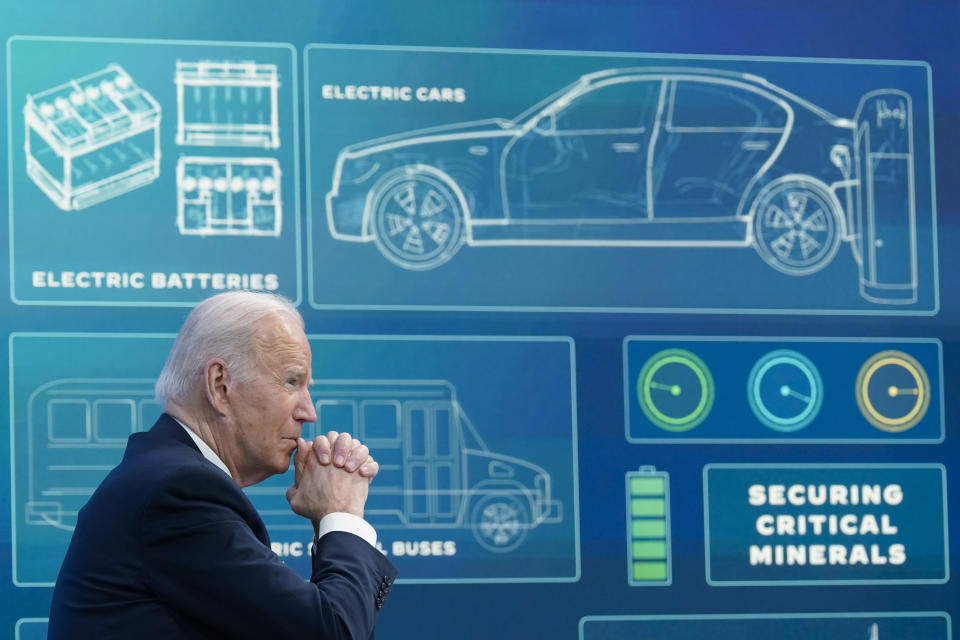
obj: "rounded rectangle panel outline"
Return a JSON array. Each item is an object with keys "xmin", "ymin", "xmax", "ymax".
[
  {"xmin": 305, "ymin": 44, "xmax": 938, "ymax": 316},
  {"xmin": 579, "ymin": 612, "xmax": 951, "ymax": 640},
  {"xmin": 702, "ymin": 463, "xmax": 949, "ymax": 586},
  {"xmin": 6, "ymin": 36, "xmax": 303, "ymax": 307},
  {"xmin": 8, "ymin": 332, "xmax": 580, "ymax": 586},
  {"xmin": 623, "ymin": 336, "xmax": 944, "ymax": 444},
  {"xmin": 15, "ymin": 619, "xmax": 48, "ymax": 640}
]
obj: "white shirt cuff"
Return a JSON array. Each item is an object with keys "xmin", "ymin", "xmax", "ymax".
[{"xmin": 317, "ymin": 512, "xmax": 377, "ymax": 548}]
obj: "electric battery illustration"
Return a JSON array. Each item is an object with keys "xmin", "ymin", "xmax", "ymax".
[
  {"xmin": 175, "ymin": 60, "xmax": 280, "ymax": 148},
  {"xmin": 626, "ymin": 466, "xmax": 671, "ymax": 585},
  {"xmin": 23, "ymin": 64, "xmax": 161, "ymax": 211},
  {"xmin": 176, "ymin": 156, "xmax": 282, "ymax": 236}
]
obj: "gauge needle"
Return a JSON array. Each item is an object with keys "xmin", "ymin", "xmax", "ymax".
[
  {"xmin": 780, "ymin": 385, "xmax": 811, "ymax": 403},
  {"xmin": 651, "ymin": 381, "xmax": 682, "ymax": 396},
  {"xmin": 888, "ymin": 386, "xmax": 919, "ymax": 397}
]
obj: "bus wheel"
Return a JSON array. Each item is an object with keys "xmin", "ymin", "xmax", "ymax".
[
  {"xmin": 371, "ymin": 168, "xmax": 464, "ymax": 270},
  {"xmin": 751, "ymin": 178, "xmax": 842, "ymax": 276},
  {"xmin": 470, "ymin": 494, "xmax": 529, "ymax": 553}
]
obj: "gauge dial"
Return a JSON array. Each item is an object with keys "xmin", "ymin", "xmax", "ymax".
[
  {"xmin": 637, "ymin": 349, "xmax": 714, "ymax": 432},
  {"xmin": 856, "ymin": 350, "xmax": 930, "ymax": 432},
  {"xmin": 747, "ymin": 350, "xmax": 823, "ymax": 432}
]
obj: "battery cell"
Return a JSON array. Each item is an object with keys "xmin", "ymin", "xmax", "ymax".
[
  {"xmin": 626, "ymin": 467, "xmax": 671, "ymax": 585},
  {"xmin": 23, "ymin": 64, "xmax": 161, "ymax": 211},
  {"xmin": 175, "ymin": 60, "xmax": 280, "ymax": 148},
  {"xmin": 176, "ymin": 157, "xmax": 282, "ymax": 237}
]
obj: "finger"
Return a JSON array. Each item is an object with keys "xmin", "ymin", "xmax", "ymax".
[
  {"xmin": 312, "ymin": 435, "xmax": 331, "ymax": 465},
  {"xmin": 358, "ymin": 456, "xmax": 379, "ymax": 479},
  {"xmin": 344, "ymin": 443, "xmax": 369, "ymax": 473},
  {"xmin": 331, "ymin": 432, "xmax": 353, "ymax": 468},
  {"xmin": 359, "ymin": 459, "xmax": 379, "ymax": 480},
  {"xmin": 292, "ymin": 438, "xmax": 309, "ymax": 487}
]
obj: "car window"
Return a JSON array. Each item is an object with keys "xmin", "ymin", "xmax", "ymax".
[
  {"xmin": 555, "ymin": 78, "xmax": 662, "ymax": 131},
  {"xmin": 670, "ymin": 81, "xmax": 787, "ymax": 129}
]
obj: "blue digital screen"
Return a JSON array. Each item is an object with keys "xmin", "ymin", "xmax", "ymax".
[{"xmin": 1, "ymin": 1, "xmax": 957, "ymax": 639}]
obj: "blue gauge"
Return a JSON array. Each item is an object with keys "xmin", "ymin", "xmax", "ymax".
[{"xmin": 747, "ymin": 350, "xmax": 823, "ymax": 432}]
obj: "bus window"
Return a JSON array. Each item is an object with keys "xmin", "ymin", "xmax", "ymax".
[
  {"xmin": 408, "ymin": 408, "xmax": 426, "ymax": 457},
  {"xmin": 435, "ymin": 463, "xmax": 455, "ymax": 516},
  {"xmin": 435, "ymin": 407, "xmax": 453, "ymax": 456},
  {"xmin": 408, "ymin": 463, "xmax": 429, "ymax": 517},
  {"xmin": 138, "ymin": 400, "xmax": 164, "ymax": 429},
  {"xmin": 93, "ymin": 399, "xmax": 137, "ymax": 442},
  {"xmin": 48, "ymin": 399, "xmax": 90, "ymax": 442},
  {"xmin": 361, "ymin": 400, "xmax": 400, "ymax": 441},
  {"xmin": 317, "ymin": 400, "xmax": 357, "ymax": 439}
]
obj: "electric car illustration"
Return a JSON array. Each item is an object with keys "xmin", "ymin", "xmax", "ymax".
[{"xmin": 325, "ymin": 68, "xmax": 917, "ymax": 303}]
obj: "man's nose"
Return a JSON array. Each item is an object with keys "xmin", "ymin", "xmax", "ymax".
[{"xmin": 295, "ymin": 391, "xmax": 317, "ymax": 423}]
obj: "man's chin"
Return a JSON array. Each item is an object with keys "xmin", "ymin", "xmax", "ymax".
[{"xmin": 282, "ymin": 445, "xmax": 298, "ymax": 470}]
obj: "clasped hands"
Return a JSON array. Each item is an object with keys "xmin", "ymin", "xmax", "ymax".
[{"xmin": 286, "ymin": 431, "xmax": 379, "ymax": 526}]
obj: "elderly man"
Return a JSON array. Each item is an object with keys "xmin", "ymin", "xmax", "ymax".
[{"xmin": 49, "ymin": 291, "xmax": 397, "ymax": 639}]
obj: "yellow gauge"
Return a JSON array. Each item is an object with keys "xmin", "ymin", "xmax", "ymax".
[{"xmin": 855, "ymin": 350, "xmax": 930, "ymax": 432}]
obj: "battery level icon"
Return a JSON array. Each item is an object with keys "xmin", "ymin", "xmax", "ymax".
[{"xmin": 626, "ymin": 466, "xmax": 671, "ymax": 586}]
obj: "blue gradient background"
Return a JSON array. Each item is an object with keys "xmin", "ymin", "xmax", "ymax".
[{"xmin": 1, "ymin": 1, "xmax": 958, "ymax": 639}]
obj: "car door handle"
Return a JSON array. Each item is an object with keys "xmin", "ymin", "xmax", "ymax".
[
  {"xmin": 741, "ymin": 140, "xmax": 770, "ymax": 151},
  {"xmin": 612, "ymin": 142, "xmax": 641, "ymax": 153}
]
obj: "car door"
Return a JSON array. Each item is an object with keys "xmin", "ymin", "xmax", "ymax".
[
  {"xmin": 650, "ymin": 78, "xmax": 788, "ymax": 220},
  {"xmin": 504, "ymin": 77, "xmax": 664, "ymax": 221}
]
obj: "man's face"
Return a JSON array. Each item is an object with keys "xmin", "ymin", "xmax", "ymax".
[{"xmin": 226, "ymin": 315, "xmax": 316, "ymax": 486}]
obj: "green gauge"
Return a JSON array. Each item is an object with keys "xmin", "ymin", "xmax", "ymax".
[
  {"xmin": 747, "ymin": 350, "xmax": 823, "ymax": 432},
  {"xmin": 856, "ymin": 350, "xmax": 930, "ymax": 433},
  {"xmin": 637, "ymin": 349, "xmax": 714, "ymax": 432}
]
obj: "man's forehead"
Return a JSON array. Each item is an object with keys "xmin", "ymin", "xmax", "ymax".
[{"xmin": 252, "ymin": 316, "xmax": 311, "ymax": 362}]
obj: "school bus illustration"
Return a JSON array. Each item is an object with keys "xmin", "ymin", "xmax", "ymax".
[
  {"xmin": 24, "ymin": 379, "xmax": 162, "ymax": 531},
  {"xmin": 25, "ymin": 378, "xmax": 561, "ymax": 553}
]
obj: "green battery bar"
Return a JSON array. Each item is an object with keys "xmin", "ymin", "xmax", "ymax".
[{"xmin": 626, "ymin": 467, "xmax": 671, "ymax": 586}]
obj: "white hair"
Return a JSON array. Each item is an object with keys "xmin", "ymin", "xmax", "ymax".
[{"xmin": 155, "ymin": 290, "xmax": 303, "ymax": 404}]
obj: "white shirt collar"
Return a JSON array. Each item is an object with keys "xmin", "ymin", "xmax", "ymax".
[{"xmin": 171, "ymin": 416, "xmax": 233, "ymax": 479}]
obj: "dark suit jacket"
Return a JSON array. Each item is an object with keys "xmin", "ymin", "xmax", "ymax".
[{"xmin": 49, "ymin": 413, "xmax": 397, "ymax": 639}]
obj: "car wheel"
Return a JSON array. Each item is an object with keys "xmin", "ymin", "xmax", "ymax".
[
  {"xmin": 371, "ymin": 169, "xmax": 464, "ymax": 270},
  {"xmin": 470, "ymin": 494, "xmax": 529, "ymax": 553},
  {"xmin": 751, "ymin": 179, "xmax": 842, "ymax": 276}
]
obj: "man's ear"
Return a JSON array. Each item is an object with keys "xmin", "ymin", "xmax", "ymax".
[{"xmin": 204, "ymin": 358, "xmax": 231, "ymax": 415}]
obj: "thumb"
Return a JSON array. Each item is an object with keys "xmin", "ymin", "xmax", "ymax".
[{"xmin": 292, "ymin": 437, "xmax": 309, "ymax": 488}]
